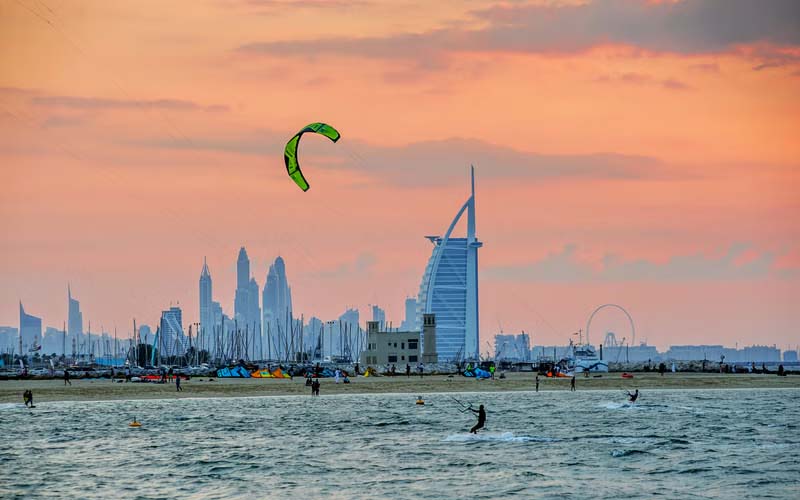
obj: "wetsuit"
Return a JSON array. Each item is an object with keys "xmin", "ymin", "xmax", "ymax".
[
  {"xmin": 469, "ymin": 406, "xmax": 486, "ymax": 434},
  {"xmin": 628, "ymin": 390, "xmax": 639, "ymax": 403}
]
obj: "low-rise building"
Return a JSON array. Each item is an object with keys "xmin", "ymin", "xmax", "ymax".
[{"xmin": 361, "ymin": 313, "xmax": 438, "ymax": 367}]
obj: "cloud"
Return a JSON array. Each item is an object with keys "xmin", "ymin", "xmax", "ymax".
[
  {"xmin": 688, "ymin": 62, "xmax": 721, "ymax": 73},
  {"xmin": 318, "ymin": 252, "xmax": 376, "ymax": 279},
  {"xmin": 131, "ymin": 132, "xmax": 665, "ymax": 185},
  {"xmin": 484, "ymin": 243, "xmax": 784, "ymax": 282},
  {"xmin": 594, "ymin": 72, "xmax": 692, "ymax": 90},
  {"xmin": 31, "ymin": 95, "xmax": 229, "ymax": 113},
  {"xmin": 235, "ymin": 0, "xmax": 800, "ymax": 65}
]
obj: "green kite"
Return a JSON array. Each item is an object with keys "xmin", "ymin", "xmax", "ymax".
[{"xmin": 284, "ymin": 122, "xmax": 340, "ymax": 191}]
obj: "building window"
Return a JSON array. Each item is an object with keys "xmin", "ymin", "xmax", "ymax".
[
  {"xmin": 408, "ymin": 340, "xmax": 418, "ymax": 350},
  {"xmin": 401, "ymin": 343, "xmax": 405, "ymax": 349},
  {"xmin": 388, "ymin": 355, "xmax": 398, "ymax": 363},
  {"xmin": 401, "ymin": 356, "xmax": 405, "ymax": 360},
  {"xmin": 409, "ymin": 355, "xmax": 418, "ymax": 362}
]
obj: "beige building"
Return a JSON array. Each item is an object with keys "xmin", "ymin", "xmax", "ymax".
[{"xmin": 361, "ymin": 313, "xmax": 438, "ymax": 367}]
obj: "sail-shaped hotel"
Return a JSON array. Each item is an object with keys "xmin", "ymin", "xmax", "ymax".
[{"xmin": 417, "ymin": 167, "xmax": 482, "ymax": 361}]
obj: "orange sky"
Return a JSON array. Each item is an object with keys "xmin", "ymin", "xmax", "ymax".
[{"xmin": 1, "ymin": 0, "xmax": 798, "ymax": 352}]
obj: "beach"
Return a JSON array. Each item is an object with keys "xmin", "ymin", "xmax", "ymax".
[{"xmin": 2, "ymin": 372, "xmax": 797, "ymax": 403}]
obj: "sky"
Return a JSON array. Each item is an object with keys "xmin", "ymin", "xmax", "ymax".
[{"xmin": 1, "ymin": 0, "xmax": 798, "ymax": 353}]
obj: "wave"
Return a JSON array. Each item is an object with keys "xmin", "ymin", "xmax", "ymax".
[
  {"xmin": 444, "ymin": 432, "xmax": 559, "ymax": 443},
  {"xmin": 610, "ymin": 449, "xmax": 650, "ymax": 458}
]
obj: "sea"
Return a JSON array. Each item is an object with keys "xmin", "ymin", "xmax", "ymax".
[{"xmin": 1, "ymin": 388, "xmax": 798, "ymax": 499}]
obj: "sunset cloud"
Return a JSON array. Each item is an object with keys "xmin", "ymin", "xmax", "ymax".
[
  {"xmin": 237, "ymin": 0, "xmax": 800, "ymax": 66},
  {"xmin": 485, "ymin": 243, "xmax": 786, "ymax": 282}
]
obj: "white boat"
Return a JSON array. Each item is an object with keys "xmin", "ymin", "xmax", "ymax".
[{"xmin": 571, "ymin": 343, "xmax": 608, "ymax": 373}]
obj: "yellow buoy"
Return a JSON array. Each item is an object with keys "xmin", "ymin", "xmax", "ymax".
[
  {"xmin": 129, "ymin": 419, "xmax": 141, "ymax": 427},
  {"xmin": 416, "ymin": 397, "xmax": 425, "ymax": 405}
]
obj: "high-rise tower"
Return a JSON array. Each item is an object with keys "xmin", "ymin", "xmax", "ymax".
[
  {"xmin": 19, "ymin": 302, "xmax": 42, "ymax": 354},
  {"xmin": 262, "ymin": 256, "xmax": 293, "ymax": 359},
  {"xmin": 234, "ymin": 247, "xmax": 250, "ymax": 324},
  {"xmin": 67, "ymin": 285, "xmax": 83, "ymax": 342},
  {"xmin": 417, "ymin": 167, "xmax": 482, "ymax": 361},
  {"xmin": 199, "ymin": 257, "xmax": 212, "ymax": 339}
]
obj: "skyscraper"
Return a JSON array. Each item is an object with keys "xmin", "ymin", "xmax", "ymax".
[
  {"xmin": 19, "ymin": 302, "xmax": 42, "ymax": 353},
  {"xmin": 234, "ymin": 247, "xmax": 250, "ymax": 324},
  {"xmin": 247, "ymin": 276, "xmax": 261, "ymax": 358},
  {"xmin": 67, "ymin": 285, "xmax": 83, "ymax": 341},
  {"xmin": 262, "ymin": 256, "xmax": 293, "ymax": 359},
  {"xmin": 371, "ymin": 304, "xmax": 386, "ymax": 330},
  {"xmin": 400, "ymin": 297, "xmax": 417, "ymax": 331},
  {"xmin": 199, "ymin": 257, "xmax": 212, "ymax": 338},
  {"xmin": 158, "ymin": 306, "xmax": 187, "ymax": 358},
  {"xmin": 417, "ymin": 167, "xmax": 482, "ymax": 361}
]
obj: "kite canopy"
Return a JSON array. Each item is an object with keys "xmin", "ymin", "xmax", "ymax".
[{"xmin": 284, "ymin": 122, "xmax": 340, "ymax": 191}]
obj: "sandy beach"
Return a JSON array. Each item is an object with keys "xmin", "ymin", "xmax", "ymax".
[{"xmin": 1, "ymin": 372, "xmax": 797, "ymax": 403}]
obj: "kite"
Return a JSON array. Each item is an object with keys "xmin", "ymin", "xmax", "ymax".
[{"xmin": 284, "ymin": 122, "xmax": 340, "ymax": 191}]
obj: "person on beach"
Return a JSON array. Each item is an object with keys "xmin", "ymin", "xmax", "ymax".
[
  {"xmin": 627, "ymin": 389, "xmax": 639, "ymax": 403},
  {"xmin": 570, "ymin": 375, "xmax": 576, "ymax": 392},
  {"xmin": 176, "ymin": 375, "xmax": 182, "ymax": 392},
  {"xmin": 406, "ymin": 364, "xmax": 411, "ymax": 378},
  {"xmin": 23, "ymin": 389, "xmax": 33, "ymax": 408},
  {"xmin": 418, "ymin": 363, "xmax": 424, "ymax": 378},
  {"xmin": 469, "ymin": 404, "xmax": 486, "ymax": 434},
  {"xmin": 64, "ymin": 369, "xmax": 71, "ymax": 386},
  {"xmin": 125, "ymin": 367, "xmax": 131, "ymax": 382},
  {"xmin": 335, "ymin": 369, "xmax": 341, "ymax": 384},
  {"xmin": 535, "ymin": 374, "xmax": 540, "ymax": 392},
  {"xmin": 313, "ymin": 379, "xmax": 320, "ymax": 396}
]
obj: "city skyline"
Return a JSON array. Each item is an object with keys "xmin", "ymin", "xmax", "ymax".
[{"xmin": 2, "ymin": 1, "xmax": 798, "ymax": 350}]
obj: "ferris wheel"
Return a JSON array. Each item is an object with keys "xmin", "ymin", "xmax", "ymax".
[{"xmin": 585, "ymin": 304, "xmax": 636, "ymax": 347}]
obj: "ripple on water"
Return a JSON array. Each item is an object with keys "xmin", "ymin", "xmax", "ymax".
[{"xmin": 0, "ymin": 389, "xmax": 798, "ymax": 499}]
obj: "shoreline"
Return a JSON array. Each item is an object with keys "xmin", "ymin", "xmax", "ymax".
[{"xmin": 2, "ymin": 372, "xmax": 798, "ymax": 404}]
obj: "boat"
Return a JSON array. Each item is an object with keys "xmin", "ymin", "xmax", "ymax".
[{"xmin": 571, "ymin": 343, "xmax": 609, "ymax": 373}]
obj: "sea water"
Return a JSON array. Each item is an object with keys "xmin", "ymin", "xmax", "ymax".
[{"xmin": 1, "ymin": 389, "xmax": 798, "ymax": 499}]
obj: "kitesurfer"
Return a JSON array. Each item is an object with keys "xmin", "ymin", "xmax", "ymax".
[
  {"xmin": 570, "ymin": 375, "xmax": 576, "ymax": 392},
  {"xmin": 64, "ymin": 369, "xmax": 71, "ymax": 386},
  {"xmin": 535, "ymin": 374, "xmax": 540, "ymax": 393},
  {"xmin": 469, "ymin": 404, "xmax": 486, "ymax": 434},
  {"xmin": 23, "ymin": 389, "xmax": 33, "ymax": 408},
  {"xmin": 627, "ymin": 389, "xmax": 639, "ymax": 403}
]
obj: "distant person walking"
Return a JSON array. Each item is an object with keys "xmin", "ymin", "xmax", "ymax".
[
  {"xmin": 406, "ymin": 364, "xmax": 411, "ymax": 378},
  {"xmin": 312, "ymin": 379, "xmax": 320, "ymax": 396},
  {"xmin": 176, "ymin": 375, "xmax": 182, "ymax": 392},
  {"xmin": 535, "ymin": 374, "xmax": 540, "ymax": 393},
  {"xmin": 570, "ymin": 375, "xmax": 576, "ymax": 392},
  {"xmin": 659, "ymin": 363, "xmax": 666, "ymax": 376},
  {"xmin": 418, "ymin": 363, "xmax": 424, "ymax": 378},
  {"xmin": 64, "ymin": 369, "xmax": 71, "ymax": 386}
]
